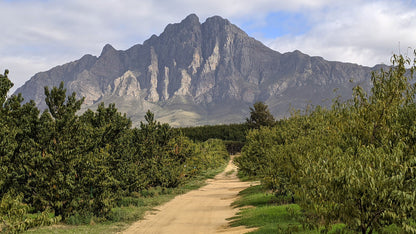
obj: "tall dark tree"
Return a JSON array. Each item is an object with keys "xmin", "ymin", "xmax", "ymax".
[
  {"xmin": 246, "ymin": 101, "xmax": 275, "ymax": 129},
  {"xmin": 0, "ymin": 69, "xmax": 12, "ymax": 106},
  {"xmin": 0, "ymin": 71, "xmax": 60, "ymax": 232},
  {"xmin": 0, "ymin": 69, "xmax": 41, "ymax": 200}
]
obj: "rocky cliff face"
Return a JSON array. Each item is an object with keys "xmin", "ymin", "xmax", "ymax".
[{"xmin": 15, "ymin": 14, "xmax": 376, "ymax": 126}]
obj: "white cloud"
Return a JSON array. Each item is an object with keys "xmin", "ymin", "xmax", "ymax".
[
  {"xmin": 1, "ymin": 0, "xmax": 415, "ymax": 94},
  {"xmin": 267, "ymin": 0, "xmax": 416, "ymax": 66},
  {"xmin": 0, "ymin": 56, "xmax": 60, "ymax": 91}
]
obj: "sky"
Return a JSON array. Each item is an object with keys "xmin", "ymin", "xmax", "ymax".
[{"xmin": 1, "ymin": 0, "xmax": 416, "ymax": 94}]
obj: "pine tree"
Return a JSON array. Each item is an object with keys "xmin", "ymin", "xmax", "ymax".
[{"xmin": 246, "ymin": 101, "xmax": 275, "ymax": 129}]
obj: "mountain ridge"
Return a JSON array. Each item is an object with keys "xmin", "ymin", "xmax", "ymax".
[{"xmin": 15, "ymin": 14, "xmax": 376, "ymax": 126}]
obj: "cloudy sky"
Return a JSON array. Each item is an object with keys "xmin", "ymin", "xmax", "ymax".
[{"xmin": 2, "ymin": 0, "xmax": 416, "ymax": 93}]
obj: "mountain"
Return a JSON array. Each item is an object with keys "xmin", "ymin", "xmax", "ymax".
[{"xmin": 15, "ymin": 14, "xmax": 377, "ymax": 126}]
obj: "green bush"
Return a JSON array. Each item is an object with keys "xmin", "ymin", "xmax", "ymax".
[
  {"xmin": 236, "ymin": 53, "xmax": 416, "ymax": 233},
  {"xmin": 0, "ymin": 68, "xmax": 231, "ymax": 230},
  {"xmin": 179, "ymin": 123, "xmax": 248, "ymax": 143},
  {"xmin": 0, "ymin": 193, "xmax": 60, "ymax": 233}
]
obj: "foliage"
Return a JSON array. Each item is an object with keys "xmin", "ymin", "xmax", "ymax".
[
  {"xmin": 229, "ymin": 184, "xmax": 305, "ymax": 233},
  {"xmin": 178, "ymin": 123, "xmax": 248, "ymax": 154},
  {"xmin": 0, "ymin": 72, "xmax": 230, "ymax": 232},
  {"xmin": 236, "ymin": 53, "xmax": 416, "ymax": 233},
  {"xmin": 246, "ymin": 101, "xmax": 275, "ymax": 129},
  {"xmin": 0, "ymin": 193, "xmax": 60, "ymax": 233},
  {"xmin": 179, "ymin": 123, "xmax": 248, "ymax": 142},
  {"xmin": 0, "ymin": 69, "xmax": 12, "ymax": 105},
  {"xmin": 25, "ymin": 158, "xmax": 228, "ymax": 234},
  {"xmin": 223, "ymin": 140, "xmax": 246, "ymax": 155}
]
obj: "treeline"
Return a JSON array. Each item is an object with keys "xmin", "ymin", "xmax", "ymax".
[
  {"xmin": 0, "ymin": 76, "xmax": 229, "ymax": 232},
  {"xmin": 236, "ymin": 54, "xmax": 416, "ymax": 233},
  {"xmin": 179, "ymin": 123, "xmax": 248, "ymax": 154},
  {"xmin": 179, "ymin": 123, "xmax": 248, "ymax": 142}
]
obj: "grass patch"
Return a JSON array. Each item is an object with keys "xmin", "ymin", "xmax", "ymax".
[
  {"xmin": 24, "ymin": 222, "xmax": 127, "ymax": 234},
  {"xmin": 230, "ymin": 184, "xmax": 410, "ymax": 234},
  {"xmin": 236, "ymin": 170, "xmax": 257, "ymax": 182},
  {"xmin": 231, "ymin": 182, "xmax": 411, "ymax": 234},
  {"xmin": 229, "ymin": 204, "xmax": 304, "ymax": 233},
  {"xmin": 25, "ymin": 164, "xmax": 227, "ymax": 234},
  {"xmin": 232, "ymin": 186, "xmax": 278, "ymax": 208},
  {"xmin": 229, "ymin": 184, "xmax": 353, "ymax": 234},
  {"xmin": 229, "ymin": 184, "xmax": 306, "ymax": 233}
]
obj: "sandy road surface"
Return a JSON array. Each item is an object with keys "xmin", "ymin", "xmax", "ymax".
[{"xmin": 122, "ymin": 157, "xmax": 258, "ymax": 234}]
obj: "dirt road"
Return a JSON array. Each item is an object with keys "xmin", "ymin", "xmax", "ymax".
[{"xmin": 122, "ymin": 157, "xmax": 257, "ymax": 234}]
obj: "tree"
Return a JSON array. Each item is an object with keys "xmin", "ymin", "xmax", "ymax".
[
  {"xmin": 238, "ymin": 52, "xmax": 416, "ymax": 233},
  {"xmin": 246, "ymin": 101, "xmax": 275, "ymax": 129},
  {"xmin": 36, "ymin": 82, "xmax": 120, "ymax": 218},
  {"xmin": 0, "ymin": 69, "xmax": 12, "ymax": 106},
  {"xmin": 0, "ymin": 71, "xmax": 232, "ymax": 227},
  {"xmin": 0, "ymin": 71, "xmax": 60, "ymax": 232}
]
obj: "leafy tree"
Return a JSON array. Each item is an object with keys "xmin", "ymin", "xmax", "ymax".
[
  {"xmin": 0, "ymin": 69, "xmax": 12, "ymax": 106},
  {"xmin": 33, "ymin": 82, "xmax": 121, "ymax": 219},
  {"xmin": 44, "ymin": 81, "xmax": 84, "ymax": 121},
  {"xmin": 80, "ymin": 103, "xmax": 131, "ymax": 147},
  {"xmin": 0, "ymin": 71, "xmax": 61, "ymax": 232},
  {"xmin": 0, "ymin": 193, "xmax": 60, "ymax": 233},
  {"xmin": 179, "ymin": 123, "xmax": 248, "ymax": 154},
  {"xmin": 0, "ymin": 73, "xmax": 231, "ymax": 229},
  {"xmin": 1, "ymin": 95, "xmax": 40, "ymax": 200},
  {"xmin": 179, "ymin": 123, "xmax": 248, "ymax": 142},
  {"xmin": 136, "ymin": 110, "xmax": 186, "ymax": 188},
  {"xmin": 246, "ymin": 101, "xmax": 275, "ymax": 129},
  {"xmin": 0, "ymin": 70, "xmax": 42, "ymax": 204},
  {"xmin": 237, "ymin": 52, "xmax": 416, "ymax": 233}
]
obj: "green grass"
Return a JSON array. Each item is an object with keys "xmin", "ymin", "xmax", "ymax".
[
  {"xmin": 24, "ymin": 222, "xmax": 127, "ymax": 234},
  {"xmin": 229, "ymin": 184, "xmax": 354, "ymax": 234},
  {"xmin": 236, "ymin": 170, "xmax": 260, "ymax": 182},
  {"xmin": 229, "ymin": 184, "xmax": 307, "ymax": 233},
  {"xmin": 229, "ymin": 184, "xmax": 406, "ymax": 234},
  {"xmin": 25, "ymin": 164, "xmax": 227, "ymax": 234},
  {"xmin": 230, "ymin": 204, "xmax": 305, "ymax": 233}
]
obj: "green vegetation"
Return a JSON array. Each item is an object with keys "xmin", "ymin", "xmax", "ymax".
[
  {"xmin": 229, "ymin": 184, "xmax": 305, "ymax": 233},
  {"xmin": 235, "ymin": 53, "xmax": 416, "ymax": 233},
  {"xmin": 246, "ymin": 101, "xmax": 275, "ymax": 129},
  {"xmin": 0, "ymin": 72, "xmax": 229, "ymax": 233},
  {"xmin": 5, "ymin": 51, "xmax": 416, "ymax": 233},
  {"xmin": 179, "ymin": 123, "xmax": 248, "ymax": 142},
  {"xmin": 25, "ymin": 165, "xmax": 226, "ymax": 234},
  {"xmin": 178, "ymin": 123, "xmax": 248, "ymax": 154},
  {"xmin": 230, "ymin": 185, "xmax": 400, "ymax": 233},
  {"xmin": 178, "ymin": 101, "xmax": 275, "ymax": 155}
]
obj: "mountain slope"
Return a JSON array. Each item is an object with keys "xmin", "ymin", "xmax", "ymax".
[{"xmin": 15, "ymin": 14, "xmax": 375, "ymax": 126}]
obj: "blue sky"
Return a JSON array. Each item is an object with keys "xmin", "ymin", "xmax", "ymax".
[
  {"xmin": 1, "ymin": 0, "xmax": 416, "ymax": 93},
  {"xmin": 241, "ymin": 11, "xmax": 312, "ymax": 38}
]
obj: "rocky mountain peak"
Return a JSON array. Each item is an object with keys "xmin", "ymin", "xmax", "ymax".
[
  {"xmin": 100, "ymin": 44, "xmax": 117, "ymax": 56},
  {"xmin": 204, "ymin": 15, "xmax": 231, "ymax": 27},
  {"xmin": 14, "ymin": 14, "xmax": 376, "ymax": 126},
  {"xmin": 203, "ymin": 15, "xmax": 243, "ymax": 35},
  {"xmin": 181, "ymin": 13, "xmax": 200, "ymax": 26}
]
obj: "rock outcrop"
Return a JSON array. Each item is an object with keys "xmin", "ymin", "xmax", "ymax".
[{"xmin": 14, "ymin": 14, "xmax": 376, "ymax": 126}]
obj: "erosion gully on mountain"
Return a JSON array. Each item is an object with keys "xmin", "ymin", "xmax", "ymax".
[{"xmin": 121, "ymin": 156, "xmax": 258, "ymax": 234}]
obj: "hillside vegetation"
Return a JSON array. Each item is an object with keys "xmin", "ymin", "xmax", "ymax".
[
  {"xmin": 236, "ymin": 53, "xmax": 416, "ymax": 233},
  {"xmin": 0, "ymin": 73, "xmax": 229, "ymax": 233}
]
